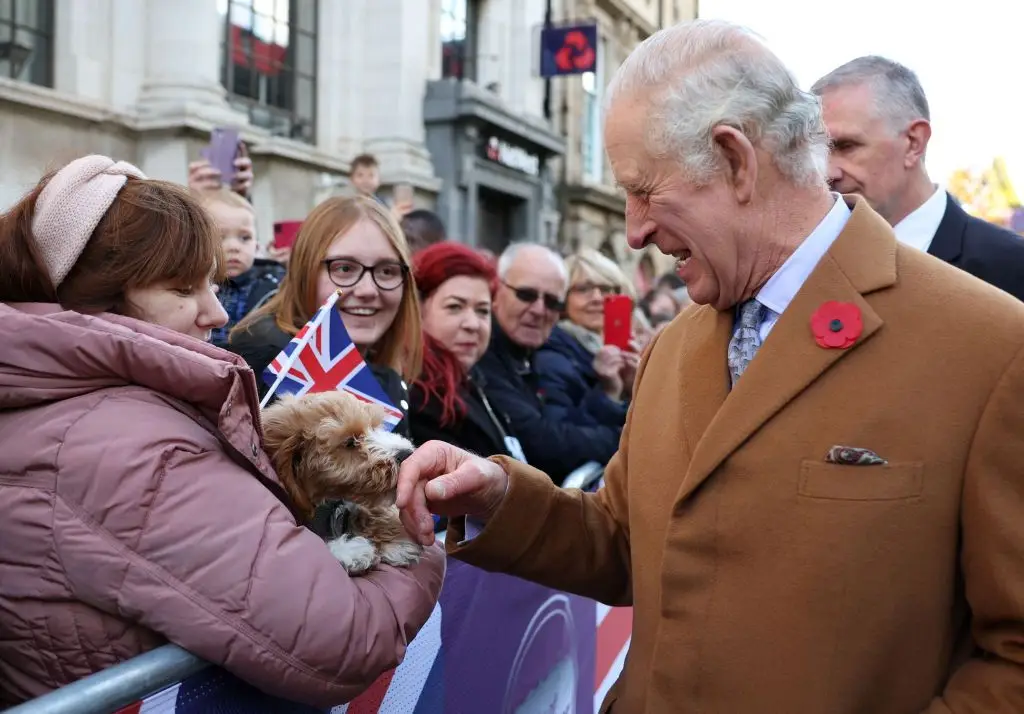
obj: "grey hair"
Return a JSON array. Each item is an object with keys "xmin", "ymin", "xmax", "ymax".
[
  {"xmin": 810, "ymin": 55, "xmax": 930, "ymax": 130},
  {"xmin": 606, "ymin": 19, "xmax": 829, "ymax": 188},
  {"xmin": 496, "ymin": 242, "xmax": 569, "ymax": 284}
]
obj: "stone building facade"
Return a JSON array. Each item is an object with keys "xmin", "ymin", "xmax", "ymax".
[
  {"xmin": 549, "ymin": 0, "xmax": 696, "ymax": 291},
  {"xmin": 0, "ymin": 0, "xmax": 563, "ymax": 250}
]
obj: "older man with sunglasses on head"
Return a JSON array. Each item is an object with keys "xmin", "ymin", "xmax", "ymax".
[{"xmin": 472, "ymin": 242, "xmax": 625, "ymax": 483}]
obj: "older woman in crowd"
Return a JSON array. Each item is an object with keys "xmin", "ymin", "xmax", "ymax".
[
  {"xmin": 0, "ymin": 156, "xmax": 444, "ymax": 708},
  {"xmin": 533, "ymin": 249, "xmax": 638, "ymax": 447}
]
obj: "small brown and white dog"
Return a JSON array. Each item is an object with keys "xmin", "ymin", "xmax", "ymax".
[{"xmin": 261, "ymin": 391, "xmax": 423, "ymax": 574}]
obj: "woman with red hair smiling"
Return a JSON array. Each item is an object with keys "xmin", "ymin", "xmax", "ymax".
[{"xmin": 409, "ymin": 242, "xmax": 524, "ymax": 475}]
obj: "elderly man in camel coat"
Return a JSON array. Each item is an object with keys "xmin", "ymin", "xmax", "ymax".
[{"xmin": 396, "ymin": 19, "xmax": 1024, "ymax": 714}]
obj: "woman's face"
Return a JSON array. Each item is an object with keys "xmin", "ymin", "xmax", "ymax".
[
  {"xmin": 422, "ymin": 275, "xmax": 492, "ymax": 371},
  {"xmin": 315, "ymin": 218, "xmax": 405, "ymax": 349},
  {"xmin": 125, "ymin": 279, "xmax": 228, "ymax": 342},
  {"xmin": 565, "ymin": 273, "xmax": 620, "ymax": 333}
]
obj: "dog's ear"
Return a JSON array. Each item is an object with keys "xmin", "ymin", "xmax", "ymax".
[
  {"xmin": 274, "ymin": 440, "xmax": 316, "ymax": 520},
  {"xmin": 260, "ymin": 394, "xmax": 299, "ymax": 453},
  {"xmin": 260, "ymin": 395, "xmax": 316, "ymax": 520}
]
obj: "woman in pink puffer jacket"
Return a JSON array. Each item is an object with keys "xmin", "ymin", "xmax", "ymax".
[{"xmin": 0, "ymin": 156, "xmax": 445, "ymax": 708}]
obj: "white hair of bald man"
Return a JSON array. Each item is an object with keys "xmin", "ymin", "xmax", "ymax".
[
  {"xmin": 496, "ymin": 242, "xmax": 569, "ymax": 285},
  {"xmin": 606, "ymin": 19, "xmax": 829, "ymax": 188},
  {"xmin": 810, "ymin": 56, "xmax": 931, "ymax": 133}
]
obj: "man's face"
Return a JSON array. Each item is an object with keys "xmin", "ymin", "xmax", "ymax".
[
  {"xmin": 604, "ymin": 96, "xmax": 748, "ymax": 310},
  {"xmin": 819, "ymin": 83, "xmax": 911, "ymax": 224},
  {"xmin": 494, "ymin": 247, "xmax": 567, "ymax": 349},
  {"xmin": 351, "ymin": 165, "xmax": 380, "ymax": 196}
]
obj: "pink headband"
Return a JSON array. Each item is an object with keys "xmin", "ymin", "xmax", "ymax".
[{"xmin": 31, "ymin": 155, "xmax": 146, "ymax": 288}]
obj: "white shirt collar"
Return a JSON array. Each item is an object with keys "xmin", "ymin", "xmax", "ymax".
[
  {"xmin": 756, "ymin": 194, "xmax": 852, "ymax": 317},
  {"xmin": 892, "ymin": 185, "xmax": 947, "ymax": 253}
]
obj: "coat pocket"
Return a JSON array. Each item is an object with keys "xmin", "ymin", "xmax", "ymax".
[{"xmin": 798, "ymin": 460, "xmax": 924, "ymax": 501}]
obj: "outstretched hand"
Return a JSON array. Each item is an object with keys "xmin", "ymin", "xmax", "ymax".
[{"xmin": 396, "ymin": 441, "xmax": 509, "ymax": 546}]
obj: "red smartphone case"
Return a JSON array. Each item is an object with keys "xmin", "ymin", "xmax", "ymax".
[
  {"xmin": 273, "ymin": 221, "xmax": 303, "ymax": 250},
  {"xmin": 603, "ymin": 295, "xmax": 633, "ymax": 351}
]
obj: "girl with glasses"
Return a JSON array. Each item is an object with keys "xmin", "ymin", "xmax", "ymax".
[{"xmin": 231, "ymin": 196, "xmax": 422, "ymax": 431}]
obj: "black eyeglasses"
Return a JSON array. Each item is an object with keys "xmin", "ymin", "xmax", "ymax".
[
  {"xmin": 502, "ymin": 281, "xmax": 565, "ymax": 312},
  {"xmin": 569, "ymin": 282, "xmax": 621, "ymax": 297},
  {"xmin": 323, "ymin": 258, "xmax": 408, "ymax": 291}
]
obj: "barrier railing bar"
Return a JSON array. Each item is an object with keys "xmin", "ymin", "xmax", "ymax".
[{"xmin": 4, "ymin": 644, "xmax": 208, "ymax": 714}]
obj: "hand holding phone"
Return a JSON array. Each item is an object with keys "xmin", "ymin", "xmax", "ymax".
[
  {"xmin": 603, "ymin": 294, "xmax": 634, "ymax": 351},
  {"xmin": 200, "ymin": 127, "xmax": 241, "ymax": 187}
]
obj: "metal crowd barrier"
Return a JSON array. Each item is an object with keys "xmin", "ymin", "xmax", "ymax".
[
  {"xmin": 562, "ymin": 461, "xmax": 605, "ymax": 491},
  {"xmin": 4, "ymin": 645, "xmax": 208, "ymax": 714}
]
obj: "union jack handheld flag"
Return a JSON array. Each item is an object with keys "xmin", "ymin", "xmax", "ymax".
[{"xmin": 261, "ymin": 290, "xmax": 404, "ymax": 431}]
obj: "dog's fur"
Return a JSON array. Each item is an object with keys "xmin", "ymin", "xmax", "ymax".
[{"xmin": 261, "ymin": 391, "xmax": 422, "ymax": 574}]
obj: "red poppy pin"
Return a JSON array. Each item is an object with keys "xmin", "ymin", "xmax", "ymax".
[{"xmin": 810, "ymin": 301, "xmax": 862, "ymax": 349}]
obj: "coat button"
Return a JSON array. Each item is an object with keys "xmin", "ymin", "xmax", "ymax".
[{"xmin": 400, "ymin": 399, "xmax": 409, "ymax": 410}]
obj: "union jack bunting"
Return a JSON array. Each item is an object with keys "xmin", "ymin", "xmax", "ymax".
[
  {"xmin": 594, "ymin": 604, "xmax": 631, "ymax": 711},
  {"xmin": 261, "ymin": 291, "xmax": 404, "ymax": 430}
]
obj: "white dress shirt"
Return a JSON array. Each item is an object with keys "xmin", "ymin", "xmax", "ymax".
[
  {"xmin": 892, "ymin": 185, "xmax": 947, "ymax": 254},
  {"xmin": 750, "ymin": 194, "xmax": 852, "ymax": 340}
]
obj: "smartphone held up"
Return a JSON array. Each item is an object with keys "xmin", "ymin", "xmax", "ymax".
[
  {"xmin": 603, "ymin": 294, "xmax": 633, "ymax": 351},
  {"xmin": 201, "ymin": 127, "xmax": 241, "ymax": 186}
]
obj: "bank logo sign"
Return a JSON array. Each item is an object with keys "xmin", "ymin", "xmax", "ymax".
[{"xmin": 539, "ymin": 22, "xmax": 598, "ymax": 78}]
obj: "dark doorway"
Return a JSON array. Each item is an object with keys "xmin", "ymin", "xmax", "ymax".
[{"xmin": 477, "ymin": 187, "xmax": 524, "ymax": 253}]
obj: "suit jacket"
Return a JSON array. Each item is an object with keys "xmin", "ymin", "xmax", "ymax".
[
  {"xmin": 930, "ymin": 193, "xmax": 1024, "ymax": 300},
  {"xmin": 447, "ymin": 197, "xmax": 1024, "ymax": 713}
]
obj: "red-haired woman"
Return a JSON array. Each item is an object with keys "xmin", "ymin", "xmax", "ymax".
[{"xmin": 409, "ymin": 242, "xmax": 523, "ymax": 466}]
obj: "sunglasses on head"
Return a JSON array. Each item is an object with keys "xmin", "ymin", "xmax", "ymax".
[{"xmin": 502, "ymin": 281, "xmax": 565, "ymax": 312}]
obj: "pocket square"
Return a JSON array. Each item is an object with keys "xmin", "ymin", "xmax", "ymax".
[{"xmin": 825, "ymin": 445, "xmax": 888, "ymax": 466}]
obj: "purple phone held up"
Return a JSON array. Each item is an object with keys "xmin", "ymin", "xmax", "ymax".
[{"xmin": 201, "ymin": 127, "xmax": 240, "ymax": 186}]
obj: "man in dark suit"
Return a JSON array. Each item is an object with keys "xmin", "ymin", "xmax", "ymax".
[{"xmin": 812, "ymin": 56, "xmax": 1024, "ymax": 300}]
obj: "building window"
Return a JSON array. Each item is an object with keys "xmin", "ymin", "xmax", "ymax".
[
  {"xmin": 440, "ymin": 0, "xmax": 476, "ymax": 81},
  {"xmin": 580, "ymin": 38, "xmax": 605, "ymax": 184},
  {"xmin": 0, "ymin": 0, "xmax": 53, "ymax": 87},
  {"xmin": 218, "ymin": 0, "xmax": 317, "ymax": 143}
]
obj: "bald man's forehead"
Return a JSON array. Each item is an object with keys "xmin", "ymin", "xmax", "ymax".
[{"xmin": 506, "ymin": 248, "xmax": 567, "ymax": 287}]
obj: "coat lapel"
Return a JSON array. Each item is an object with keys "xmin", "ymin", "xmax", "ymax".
[
  {"xmin": 673, "ymin": 304, "xmax": 732, "ymax": 454},
  {"xmin": 675, "ymin": 197, "xmax": 898, "ymax": 503}
]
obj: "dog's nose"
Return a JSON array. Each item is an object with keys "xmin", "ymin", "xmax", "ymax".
[{"xmin": 396, "ymin": 448, "xmax": 414, "ymax": 465}]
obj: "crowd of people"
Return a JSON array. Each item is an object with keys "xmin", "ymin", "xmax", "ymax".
[
  {"xmin": 0, "ymin": 108, "xmax": 686, "ymax": 710},
  {"xmin": 4, "ymin": 15, "xmax": 1024, "ymax": 714}
]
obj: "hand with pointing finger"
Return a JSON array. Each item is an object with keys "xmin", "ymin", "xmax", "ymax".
[{"xmin": 396, "ymin": 441, "xmax": 509, "ymax": 547}]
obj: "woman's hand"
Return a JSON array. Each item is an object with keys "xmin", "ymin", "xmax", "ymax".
[
  {"xmin": 187, "ymin": 159, "xmax": 222, "ymax": 193},
  {"xmin": 231, "ymin": 143, "xmax": 254, "ymax": 197},
  {"xmin": 593, "ymin": 345, "xmax": 626, "ymax": 401},
  {"xmin": 187, "ymin": 142, "xmax": 254, "ymax": 198},
  {"xmin": 620, "ymin": 350, "xmax": 641, "ymax": 396},
  {"xmin": 267, "ymin": 243, "xmax": 291, "ymax": 266}
]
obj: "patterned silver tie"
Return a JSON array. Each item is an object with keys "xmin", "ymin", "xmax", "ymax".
[{"xmin": 727, "ymin": 299, "xmax": 766, "ymax": 388}]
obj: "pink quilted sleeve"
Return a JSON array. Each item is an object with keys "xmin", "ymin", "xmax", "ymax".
[{"xmin": 55, "ymin": 410, "xmax": 445, "ymax": 708}]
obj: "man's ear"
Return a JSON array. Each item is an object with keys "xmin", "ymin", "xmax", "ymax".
[
  {"xmin": 711, "ymin": 125, "xmax": 758, "ymax": 203},
  {"xmin": 904, "ymin": 118, "xmax": 931, "ymax": 168}
]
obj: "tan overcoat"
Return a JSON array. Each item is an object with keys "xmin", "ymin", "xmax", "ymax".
[{"xmin": 448, "ymin": 198, "xmax": 1024, "ymax": 713}]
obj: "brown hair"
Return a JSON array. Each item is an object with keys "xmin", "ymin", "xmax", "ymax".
[
  {"xmin": 350, "ymin": 153, "xmax": 378, "ymax": 171},
  {"xmin": 0, "ymin": 173, "xmax": 222, "ymax": 315},
  {"xmin": 233, "ymin": 196, "xmax": 423, "ymax": 382}
]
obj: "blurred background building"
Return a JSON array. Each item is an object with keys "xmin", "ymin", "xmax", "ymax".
[{"xmin": 0, "ymin": 0, "xmax": 694, "ymax": 282}]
